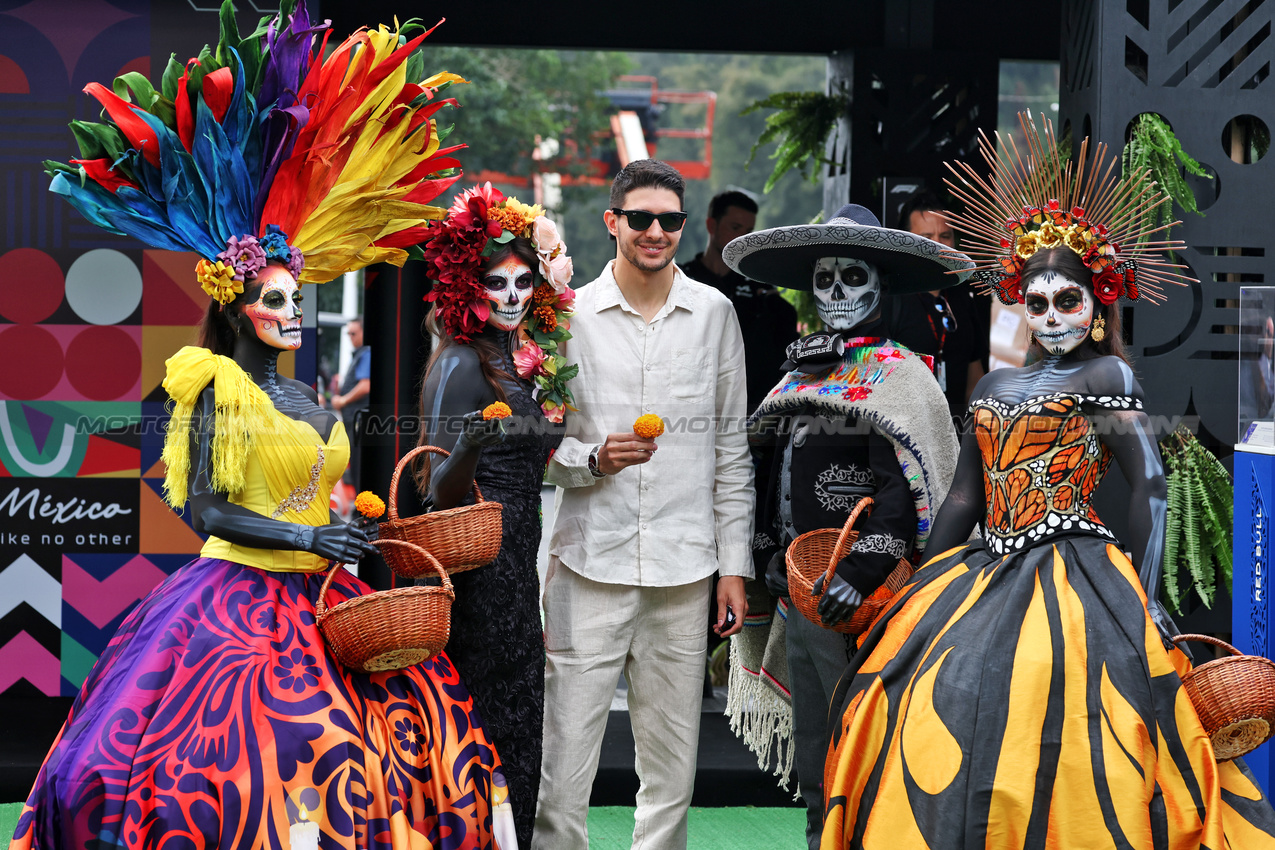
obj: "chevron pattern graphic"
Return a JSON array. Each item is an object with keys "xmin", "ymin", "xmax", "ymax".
[
  {"xmin": 59, "ymin": 553, "xmax": 184, "ymax": 693},
  {"xmin": 0, "ymin": 553, "xmax": 60, "ymax": 696}
]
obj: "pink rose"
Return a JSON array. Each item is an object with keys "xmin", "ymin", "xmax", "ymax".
[
  {"xmin": 513, "ymin": 341, "xmax": 548, "ymax": 379},
  {"xmin": 556, "ymin": 285, "xmax": 576, "ymax": 312},
  {"xmin": 541, "ymin": 252, "xmax": 574, "ymax": 292},
  {"xmin": 541, "ymin": 399, "xmax": 565, "ymax": 423},
  {"xmin": 531, "ymin": 216, "xmax": 563, "ymax": 255}
]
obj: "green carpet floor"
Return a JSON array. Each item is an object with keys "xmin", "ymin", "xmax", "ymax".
[
  {"xmin": 2, "ymin": 802, "xmax": 803, "ymax": 847},
  {"xmin": 2, "ymin": 802, "xmax": 19, "ymax": 845}
]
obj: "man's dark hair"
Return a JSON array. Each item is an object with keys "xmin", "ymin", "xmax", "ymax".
[
  {"xmin": 708, "ymin": 190, "xmax": 758, "ymax": 220},
  {"xmin": 895, "ymin": 190, "xmax": 947, "ymax": 231},
  {"xmin": 348, "ymin": 316, "xmax": 363, "ymax": 329},
  {"xmin": 609, "ymin": 159, "xmax": 686, "ymax": 210}
]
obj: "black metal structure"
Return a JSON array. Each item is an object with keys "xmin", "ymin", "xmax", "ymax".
[{"xmin": 1060, "ymin": 0, "xmax": 1274, "ymax": 450}]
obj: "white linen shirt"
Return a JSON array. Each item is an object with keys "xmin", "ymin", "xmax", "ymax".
[{"xmin": 545, "ymin": 261, "xmax": 755, "ymax": 586}]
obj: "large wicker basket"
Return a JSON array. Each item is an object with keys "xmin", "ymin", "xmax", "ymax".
[
  {"xmin": 786, "ymin": 497, "xmax": 913, "ymax": 635},
  {"xmin": 1172, "ymin": 633, "xmax": 1275, "ymax": 761},
  {"xmin": 378, "ymin": 445, "xmax": 502, "ymax": 576},
  {"xmin": 316, "ymin": 539, "xmax": 454, "ymax": 673}
]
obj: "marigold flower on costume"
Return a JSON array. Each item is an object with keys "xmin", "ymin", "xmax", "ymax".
[
  {"xmin": 633, "ymin": 414, "xmax": 665, "ymax": 439},
  {"xmin": 197, "ymin": 259, "xmax": 242, "ymax": 305},
  {"xmin": 532, "ymin": 305, "xmax": 558, "ymax": 332},
  {"xmin": 354, "ymin": 491, "xmax": 386, "ymax": 519},
  {"xmin": 483, "ymin": 401, "xmax": 512, "ymax": 420},
  {"xmin": 533, "ymin": 283, "xmax": 558, "ymax": 306}
]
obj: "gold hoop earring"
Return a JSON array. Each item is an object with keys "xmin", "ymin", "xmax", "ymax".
[{"xmin": 1090, "ymin": 313, "xmax": 1106, "ymax": 342}]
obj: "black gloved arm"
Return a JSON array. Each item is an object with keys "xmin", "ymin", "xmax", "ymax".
[
  {"xmin": 419, "ymin": 347, "xmax": 503, "ymax": 510},
  {"xmin": 833, "ymin": 429, "xmax": 915, "ymax": 596},
  {"xmin": 186, "ymin": 386, "xmax": 377, "ymax": 563}
]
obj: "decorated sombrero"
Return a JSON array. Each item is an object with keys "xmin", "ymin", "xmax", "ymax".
[{"xmin": 721, "ymin": 203, "xmax": 973, "ymax": 294}]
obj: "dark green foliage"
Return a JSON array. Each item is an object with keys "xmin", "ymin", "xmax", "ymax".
[
  {"xmin": 741, "ymin": 91, "xmax": 849, "ymax": 194},
  {"xmin": 1122, "ymin": 114, "xmax": 1210, "ymax": 234},
  {"xmin": 1160, "ymin": 426, "xmax": 1233, "ymax": 613}
]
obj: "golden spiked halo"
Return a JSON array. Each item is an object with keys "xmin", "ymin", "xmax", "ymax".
[{"xmin": 943, "ymin": 112, "xmax": 1195, "ymax": 306}]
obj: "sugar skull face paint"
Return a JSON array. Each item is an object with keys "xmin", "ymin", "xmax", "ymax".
[
  {"xmin": 241, "ymin": 264, "xmax": 303, "ymax": 350},
  {"xmin": 483, "ymin": 256, "xmax": 535, "ymax": 331},
  {"xmin": 1024, "ymin": 270, "xmax": 1094, "ymax": 356},
  {"xmin": 812, "ymin": 256, "xmax": 881, "ymax": 331}
]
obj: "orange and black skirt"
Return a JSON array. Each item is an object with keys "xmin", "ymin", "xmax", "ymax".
[{"xmin": 822, "ymin": 535, "xmax": 1275, "ymax": 849}]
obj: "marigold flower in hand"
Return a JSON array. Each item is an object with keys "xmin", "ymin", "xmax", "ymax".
[
  {"xmin": 483, "ymin": 401, "xmax": 512, "ymax": 420},
  {"xmin": 354, "ymin": 491, "xmax": 386, "ymax": 519},
  {"xmin": 634, "ymin": 414, "xmax": 665, "ymax": 439}
]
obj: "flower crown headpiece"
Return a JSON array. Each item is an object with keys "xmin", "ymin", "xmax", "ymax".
[
  {"xmin": 422, "ymin": 183, "xmax": 577, "ymax": 423},
  {"xmin": 943, "ymin": 113, "xmax": 1194, "ymax": 306},
  {"xmin": 45, "ymin": 0, "xmax": 466, "ymax": 305}
]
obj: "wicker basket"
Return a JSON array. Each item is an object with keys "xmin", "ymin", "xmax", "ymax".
[
  {"xmin": 378, "ymin": 445, "xmax": 502, "ymax": 576},
  {"xmin": 316, "ymin": 539, "xmax": 454, "ymax": 673},
  {"xmin": 1172, "ymin": 633, "xmax": 1275, "ymax": 761},
  {"xmin": 786, "ymin": 497, "xmax": 913, "ymax": 635}
]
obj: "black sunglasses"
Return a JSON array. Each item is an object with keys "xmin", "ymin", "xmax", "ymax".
[
  {"xmin": 610, "ymin": 208, "xmax": 688, "ymax": 232},
  {"xmin": 933, "ymin": 296, "xmax": 957, "ymax": 333}
]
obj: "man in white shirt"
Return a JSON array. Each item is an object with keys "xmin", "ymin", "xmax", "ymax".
[{"xmin": 533, "ymin": 160, "xmax": 754, "ymax": 850}]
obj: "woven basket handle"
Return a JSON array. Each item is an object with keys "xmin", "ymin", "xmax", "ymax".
[
  {"xmin": 315, "ymin": 538, "xmax": 455, "ymax": 619},
  {"xmin": 315, "ymin": 563, "xmax": 344, "ymax": 619},
  {"xmin": 373, "ymin": 538, "xmax": 454, "ymax": 599},
  {"xmin": 1171, "ymin": 633, "xmax": 1244, "ymax": 658},
  {"xmin": 388, "ymin": 445, "xmax": 486, "ymax": 522},
  {"xmin": 825, "ymin": 497, "xmax": 876, "ymax": 585}
]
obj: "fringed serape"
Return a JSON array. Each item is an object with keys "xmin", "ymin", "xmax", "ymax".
[{"xmin": 728, "ymin": 338, "xmax": 959, "ymax": 784}]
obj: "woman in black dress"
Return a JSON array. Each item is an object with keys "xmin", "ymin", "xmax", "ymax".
[{"xmin": 415, "ymin": 185, "xmax": 576, "ymax": 849}]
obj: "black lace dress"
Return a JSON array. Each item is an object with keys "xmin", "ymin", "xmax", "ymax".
[{"xmin": 446, "ymin": 353, "xmax": 562, "ymax": 850}]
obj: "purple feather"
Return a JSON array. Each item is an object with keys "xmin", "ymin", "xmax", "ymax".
[
  {"xmin": 253, "ymin": 102, "xmax": 310, "ymax": 226},
  {"xmin": 258, "ymin": 2, "xmax": 329, "ymax": 113}
]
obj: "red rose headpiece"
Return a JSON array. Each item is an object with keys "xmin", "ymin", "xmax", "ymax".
[{"xmin": 421, "ymin": 183, "xmax": 577, "ymax": 422}]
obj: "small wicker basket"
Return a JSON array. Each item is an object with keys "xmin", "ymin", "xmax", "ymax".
[
  {"xmin": 1172, "ymin": 633, "xmax": 1275, "ymax": 761},
  {"xmin": 786, "ymin": 497, "xmax": 913, "ymax": 635},
  {"xmin": 378, "ymin": 445, "xmax": 502, "ymax": 576},
  {"xmin": 316, "ymin": 539, "xmax": 454, "ymax": 673}
]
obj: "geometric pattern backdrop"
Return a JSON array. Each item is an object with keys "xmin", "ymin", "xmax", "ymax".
[
  {"xmin": 0, "ymin": 1, "xmax": 315, "ymax": 698},
  {"xmin": 1060, "ymin": 0, "xmax": 1275, "ymax": 449}
]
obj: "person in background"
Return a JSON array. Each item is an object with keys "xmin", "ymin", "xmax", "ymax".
[
  {"xmin": 331, "ymin": 316, "xmax": 370, "ymax": 485},
  {"xmin": 882, "ymin": 191, "xmax": 990, "ymax": 423},
  {"xmin": 681, "ymin": 190, "xmax": 799, "ymax": 410},
  {"xmin": 534, "ymin": 160, "xmax": 753, "ymax": 850}
]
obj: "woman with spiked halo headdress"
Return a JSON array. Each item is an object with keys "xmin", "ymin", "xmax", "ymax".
[
  {"xmin": 13, "ymin": 5, "xmax": 519, "ymax": 849},
  {"xmin": 412, "ymin": 182, "xmax": 575, "ymax": 848},
  {"xmin": 820, "ymin": 115, "xmax": 1275, "ymax": 849},
  {"xmin": 721, "ymin": 202, "xmax": 970, "ymax": 849}
]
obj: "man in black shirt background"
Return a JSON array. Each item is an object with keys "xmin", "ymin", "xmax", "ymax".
[{"xmin": 681, "ymin": 190, "xmax": 799, "ymax": 410}]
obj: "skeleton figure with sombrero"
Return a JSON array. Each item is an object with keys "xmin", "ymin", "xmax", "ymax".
[{"xmin": 721, "ymin": 202, "xmax": 971, "ymax": 849}]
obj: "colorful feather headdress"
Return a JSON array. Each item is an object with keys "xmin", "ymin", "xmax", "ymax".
[
  {"xmin": 943, "ymin": 112, "xmax": 1194, "ymax": 306},
  {"xmin": 44, "ymin": 0, "xmax": 465, "ymax": 302}
]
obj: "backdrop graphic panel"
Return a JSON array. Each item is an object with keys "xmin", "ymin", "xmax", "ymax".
[{"xmin": 0, "ymin": 1, "xmax": 318, "ymax": 698}]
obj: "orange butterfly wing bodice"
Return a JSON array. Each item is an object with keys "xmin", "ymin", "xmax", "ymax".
[{"xmin": 972, "ymin": 393, "xmax": 1142, "ymax": 554}]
